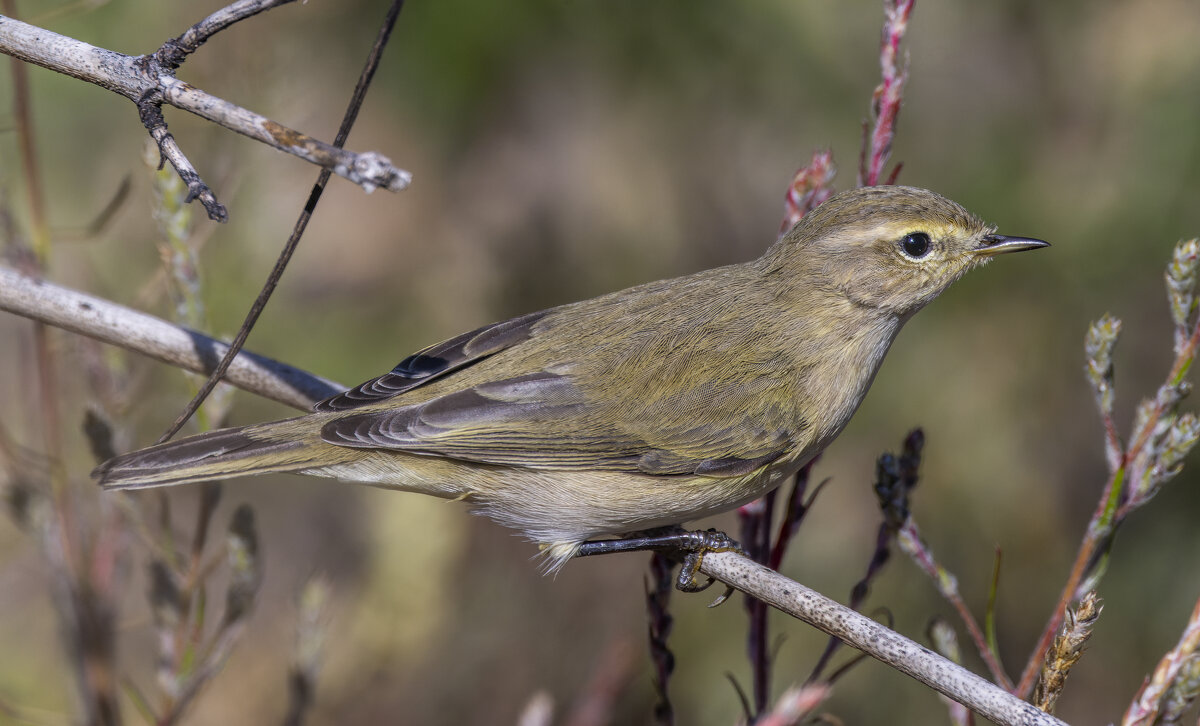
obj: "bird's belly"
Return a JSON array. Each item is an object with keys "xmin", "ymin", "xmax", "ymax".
[{"xmin": 307, "ymin": 449, "xmax": 799, "ymax": 553}]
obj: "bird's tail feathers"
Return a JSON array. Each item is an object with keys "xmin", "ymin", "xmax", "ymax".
[{"xmin": 94, "ymin": 425, "xmax": 318, "ymax": 490}]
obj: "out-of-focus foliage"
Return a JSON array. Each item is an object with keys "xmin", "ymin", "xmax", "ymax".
[{"xmin": 2, "ymin": 0, "xmax": 1200, "ymax": 724}]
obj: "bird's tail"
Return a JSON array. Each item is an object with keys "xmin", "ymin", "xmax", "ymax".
[{"xmin": 94, "ymin": 421, "xmax": 328, "ymax": 490}]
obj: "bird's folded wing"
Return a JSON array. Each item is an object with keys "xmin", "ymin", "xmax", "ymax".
[
  {"xmin": 319, "ymin": 370, "xmax": 789, "ymax": 477},
  {"xmin": 312, "ymin": 311, "xmax": 548, "ymax": 412}
]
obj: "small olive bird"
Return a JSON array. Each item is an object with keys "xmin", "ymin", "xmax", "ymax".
[{"xmin": 95, "ymin": 186, "xmax": 1047, "ymax": 574}]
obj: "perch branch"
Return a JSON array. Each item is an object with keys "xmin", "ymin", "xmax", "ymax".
[{"xmin": 699, "ymin": 552, "xmax": 1066, "ymax": 726}]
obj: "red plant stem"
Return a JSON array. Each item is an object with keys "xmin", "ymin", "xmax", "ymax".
[
  {"xmin": 860, "ymin": 0, "xmax": 913, "ymax": 187},
  {"xmin": 779, "ymin": 151, "xmax": 836, "ymax": 236}
]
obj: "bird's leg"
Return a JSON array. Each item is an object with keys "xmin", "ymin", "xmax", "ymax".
[{"xmin": 575, "ymin": 526, "xmax": 743, "ymax": 604}]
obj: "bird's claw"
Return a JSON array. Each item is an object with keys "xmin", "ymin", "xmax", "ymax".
[
  {"xmin": 673, "ymin": 529, "xmax": 742, "ymax": 606},
  {"xmin": 575, "ymin": 526, "xmax": 743, "ymax": 605}
]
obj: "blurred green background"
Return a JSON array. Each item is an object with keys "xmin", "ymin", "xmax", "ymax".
[{"xmin": 2, "ymin": 0, "xmax": 1200, "ymax": 723}]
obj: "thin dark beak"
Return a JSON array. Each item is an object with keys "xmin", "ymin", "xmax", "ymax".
[{"xmin": 975, "ymin": 234, "xmax": 1050, "ymax": 257}]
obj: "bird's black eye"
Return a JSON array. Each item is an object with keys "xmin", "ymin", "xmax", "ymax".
[{"xmin": 900, "ymin": 232, "xmax": 932, "ymax": 258}]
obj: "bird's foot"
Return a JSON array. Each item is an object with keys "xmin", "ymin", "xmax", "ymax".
[{"xmin": 575, "ymin": 526, "xmax": 744, "ymax": 606}]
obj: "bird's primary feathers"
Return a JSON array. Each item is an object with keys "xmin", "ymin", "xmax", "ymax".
[{"xmin": 95, "ymin": 186, "xmax": 1046, "ymax": 571}]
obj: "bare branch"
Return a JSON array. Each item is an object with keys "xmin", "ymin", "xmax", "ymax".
[
  {"xmin": 0, "ymin": 264, "xmax": 340, "ymax": 410},
  {"xmin": 698, "ymin": 552, "xmax": 1067, "ymax": 726},
  {"xmin": 154, "ymin": 76, "xmax": 411, "ymax": 193},
  {"xmin": 0, "ymin": 13, "xmax": 411, "ymax": 220}
]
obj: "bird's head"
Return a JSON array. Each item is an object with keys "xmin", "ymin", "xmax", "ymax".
[{"xmin": 763, "ymin": 186, "xmax": 1047, "ymax": 317}]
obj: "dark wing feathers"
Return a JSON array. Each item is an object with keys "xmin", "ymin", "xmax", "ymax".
[
  {"xmin": 313, "ymin": 311, "xmax": 547, "ymax": 412},
  {"xmin": 325, "ymin": 372, "xmax": 585, "ymax": 447},
  {"xmin": 323, "ymin": 372, "xmax": 588, "ymax": 452}
]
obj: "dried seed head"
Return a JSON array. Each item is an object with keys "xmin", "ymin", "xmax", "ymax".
[{"xmin": 1035, "ymin": 592, "xmax": 1102, "ymax": 714}]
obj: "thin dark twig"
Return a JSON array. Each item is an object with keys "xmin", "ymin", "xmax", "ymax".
[
  {"xmin": 646, "ymin": 553, "xmax": 676, "ymax": 726},
  {"xmin": 83, "ymin": 176, "xmax": 132, "ymax": 237},
  {"xmin": 740, "ymin": 489, "xmax": 776, "ymax": 716},
  {"xmin": 724, "ymin": 673, "xmax": 753, "ymax": 724},
  {"xmin": 155, "ymin": 0, "xmax": 407, "ymax": 444},
  {"xmin": 824, "ymin": 650, "xmax": 871, "ymax": 686},
  {"xmin": 768, "ymin": 461, "xmax": 820, "ymax": 571}
]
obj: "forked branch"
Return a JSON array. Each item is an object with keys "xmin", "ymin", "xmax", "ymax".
[{"xmin": 0, "ymin": 5, "xmax": 411, "ymax": 222}]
